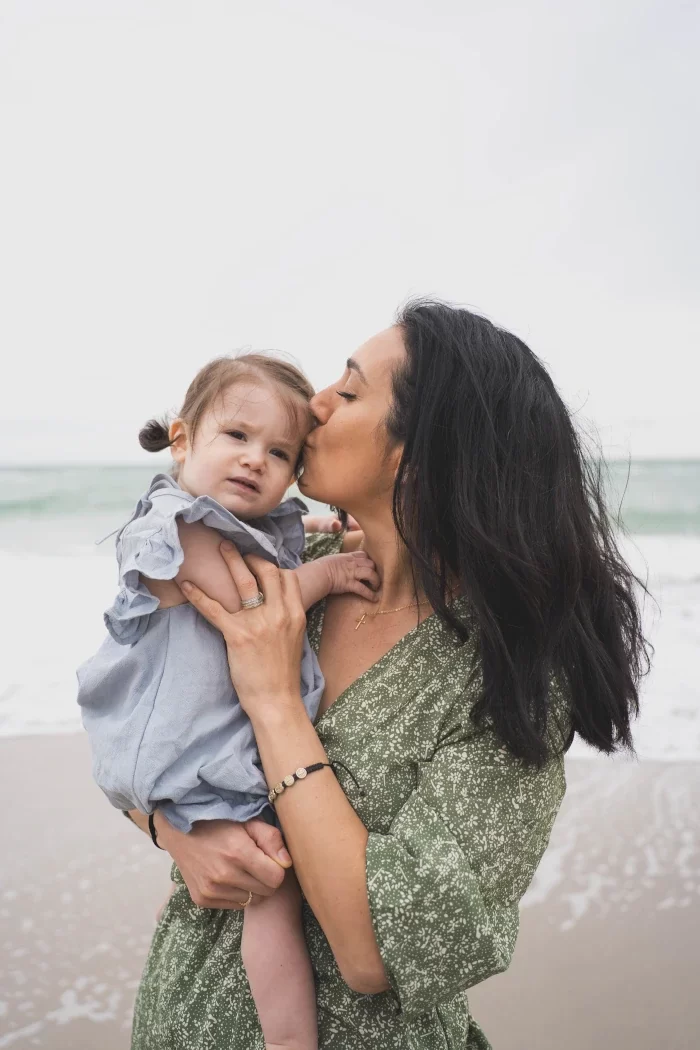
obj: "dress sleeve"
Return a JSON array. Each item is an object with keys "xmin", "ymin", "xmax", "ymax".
[{"xmin": 364, "ymin": 717, "xmax": 566, "ymax": 1021}]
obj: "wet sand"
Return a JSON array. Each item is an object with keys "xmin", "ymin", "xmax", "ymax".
[
  {"xmin": 1, "ymin": 735, "xmax": 698, "ymax": 1049},
  {"xmin": 469, "ymin": 756, "xmax": 700, "ymax": 1050}
]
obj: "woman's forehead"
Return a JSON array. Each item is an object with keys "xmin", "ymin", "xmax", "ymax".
[{"xmin": 353, "ymin": 326, "xmax": 405, "ymax": 380}]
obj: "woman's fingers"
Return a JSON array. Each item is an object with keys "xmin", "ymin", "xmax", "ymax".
[
  {"xmin": 193, "ymin": 894, "xmax": 255, "ymax": 911},
  {"xmin": 189, "ymin": 890, "xmax": 259, "ymax": 907},
  {"xmin": 159, "ymin": 818, "xmax": 289, "ymax": 911},
  {"xmin": 179, "ymin": 581, "xmax": 227, "ymax": 628},
  {"xmin": 279, "ymin": 565, "xmax": 308, "ymax": 621},
  {"xmin": 242, "ymin": 553, "xmax": 284, "ymax": 605},
  {"xmin": 244, "ymin": 818, "xmax": 293, "ymax": 868},
  {"xmin": 218, "ymin": 541, "xmax": 262, "ymax": 603},
  {"xmin": 202, "ymin": 891, "xmax": 251, "ymax": 911},
  {"xmin": 188, "ymin": 847, "xmax": 285, "ymax": 907},
  {"xmin": 216, "ymin": 831, "xmax": 288, "ymax": 895}
]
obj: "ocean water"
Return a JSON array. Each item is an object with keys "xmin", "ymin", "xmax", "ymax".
[{"xmin": 2, "ymin": 462, "xmax": 699, "ymax": 759}]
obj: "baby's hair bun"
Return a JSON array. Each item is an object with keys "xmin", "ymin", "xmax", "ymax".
[{"xmin": 139, "ymin": 417, "xmax": 172, "ymax": 452}]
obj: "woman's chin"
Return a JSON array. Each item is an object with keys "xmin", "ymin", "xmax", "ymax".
[{"xmin": 297, "ymin": 470, "xmax": 326, "ymax": 504}]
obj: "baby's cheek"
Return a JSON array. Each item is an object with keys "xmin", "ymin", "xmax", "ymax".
[{"xmin": 265, "ymin": 469, "xmax": 296, "ymax": 511}]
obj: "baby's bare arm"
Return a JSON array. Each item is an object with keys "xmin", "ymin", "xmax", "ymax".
[
  {"xmin": 294, "ymin": 560, "xmax": 335, "ymax": 610},
  {"xmin": 142, "ymin": 526, "xmax": 379, "ymax": 614},
  {"xmin": 141, "ymin": 521, "xmax": 241, "ymax": 613},
  {"xmin": 295, "ymin": 553, "xmax": 379, "ymax": 610}
]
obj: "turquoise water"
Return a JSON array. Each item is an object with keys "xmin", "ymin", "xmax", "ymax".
[
  {"xmin": 0, "ymin": 460, "xmax": 699, "ymax": 539},
  {"xmin": 1, "ymin": 463, "xmax": 698, "ymax": 756}
]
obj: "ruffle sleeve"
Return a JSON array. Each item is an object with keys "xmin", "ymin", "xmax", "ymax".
[{"xmin": 104, "ymin": 473, "xmax": 308, "ymax": 645}]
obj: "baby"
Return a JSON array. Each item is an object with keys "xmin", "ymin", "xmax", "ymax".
[{"xmin": 77, "ymin": 353, "xmax": 377, "ymax": 1050}]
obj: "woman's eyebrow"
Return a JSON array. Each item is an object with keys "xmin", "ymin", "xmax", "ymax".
[{"xmin": 346, "ymin": 358, "xmax": 368, "ymax": 384}]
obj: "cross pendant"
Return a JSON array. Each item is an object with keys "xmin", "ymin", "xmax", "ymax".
[{"xmin": 355, "ymin": 613, "xmax": 367, "ymax": 631}]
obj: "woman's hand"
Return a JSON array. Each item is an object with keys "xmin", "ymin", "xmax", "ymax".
[
  {"xmin": 153, "ymin": 812, "xmax": 292, "ymax": 909},
  {"xmin": 180, "ymin": 544, "xmax": 307, "ymax": 720}
]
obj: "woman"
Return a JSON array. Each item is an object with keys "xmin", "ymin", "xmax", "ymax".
[{"xmin": 127, "ymin": 300, "xmax": 647, "ymax": 1049}]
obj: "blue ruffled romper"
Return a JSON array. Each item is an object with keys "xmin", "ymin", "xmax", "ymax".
[{"xmin": 77, "ymin": 473, "xmax": 324, "ymax": 832}]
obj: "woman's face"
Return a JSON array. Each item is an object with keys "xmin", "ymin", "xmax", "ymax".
[{"xmin": 299, "ymin": 326, "xmax": 406, "ymax": 515}]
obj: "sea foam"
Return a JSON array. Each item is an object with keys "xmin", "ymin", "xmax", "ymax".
[{"xmin": 3, "ymin": 533, "xmax": 699, "ymax": 760}]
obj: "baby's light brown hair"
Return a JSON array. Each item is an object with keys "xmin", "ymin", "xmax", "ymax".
[{"xmin": 139, "ymin": 353, "xmax": 315, "ymax": 478}]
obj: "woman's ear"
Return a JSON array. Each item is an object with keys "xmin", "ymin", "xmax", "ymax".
[{"xmin": 169, "ymin": 419, "xmax": 189, "ymax": 465}]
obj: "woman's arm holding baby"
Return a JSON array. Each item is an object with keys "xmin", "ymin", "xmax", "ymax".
[
  {"xmin": 179, "ymin": 546, "xmax": 390, "ymax": 995},
  {"xmin": 127, "ymin": 808, "xmax": 293, "ymax": 909}
]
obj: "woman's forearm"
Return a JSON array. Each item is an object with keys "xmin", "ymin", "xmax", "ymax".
[{"xmin": 251, "ymin": 698, "xmax": 390, "ymax": 995}]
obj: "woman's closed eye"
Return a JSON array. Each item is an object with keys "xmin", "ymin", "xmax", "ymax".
[{"xmin": 336, "ymin": 390, "xmax": 358, "ymax": 401}]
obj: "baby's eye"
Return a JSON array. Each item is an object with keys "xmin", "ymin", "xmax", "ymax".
[
  {"xmin": 227, "ymin": 430, "xmax": 246, "ymax": 441},
  {"xmin": 270, "ymin": 448, "xmax": 290, "ymax": 461}
]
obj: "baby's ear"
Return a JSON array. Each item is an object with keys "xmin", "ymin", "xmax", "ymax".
[{"xmin": 168, "ymin": 419, "xmax": 189, "ymax": 463}]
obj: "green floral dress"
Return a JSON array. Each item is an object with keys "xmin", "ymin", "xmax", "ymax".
[{"xmin": 131, "ymin": 533, "xmax": 567, "ymax": 1049}]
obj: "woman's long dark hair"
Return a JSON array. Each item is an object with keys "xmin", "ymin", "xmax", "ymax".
[{"xmin": 390, "ymin": 299, "xmax": 650, "ymax": 766}]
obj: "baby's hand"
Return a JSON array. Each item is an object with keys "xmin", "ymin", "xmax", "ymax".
[{"xmin": 321, "ymin": 552, "xmax": 380, "ymax": 602}]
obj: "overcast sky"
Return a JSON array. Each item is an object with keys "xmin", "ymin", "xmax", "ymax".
[{"xmin": 2, "ymin": 0, "xmax": 698, "ymax": 464}]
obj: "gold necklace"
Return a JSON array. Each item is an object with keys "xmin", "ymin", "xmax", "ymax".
[
  {"xmin": 353, "ymin": 537, "xmax": 430, "ymax": 629},
  {"xmin": 355, "ymin": 596, "xmax": 431, "ymax": 630}
]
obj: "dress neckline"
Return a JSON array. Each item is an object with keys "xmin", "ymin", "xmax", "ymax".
[
  {"xmin": 308, "ymin": 531, "xmax": 470, "ymax": 731},
  {"xmin": 311, "ymin": 596, "xmax": 441, "ymax": 731}
]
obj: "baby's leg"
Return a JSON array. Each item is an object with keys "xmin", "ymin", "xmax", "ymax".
[{"xmin": 241, "ymin": 867, "xmax": 317, "ymax": 1050}]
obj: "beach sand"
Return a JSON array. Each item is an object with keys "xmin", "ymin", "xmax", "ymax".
[{"xmin": 1, "ymin": 735, "xmax": 698, "ymax": 1050}]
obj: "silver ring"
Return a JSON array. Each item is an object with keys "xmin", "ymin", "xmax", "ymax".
[{"xmin": 241, "ymin": 590, "xmax": 264, "ymax": 610}]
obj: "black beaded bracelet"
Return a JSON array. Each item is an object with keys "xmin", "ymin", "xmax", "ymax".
[
  {"xmin": 267, "ymin": 762, "xmax": 332, "ymax": 804},
  {"xmin": 148, "ymin": 811, "xmax": 165, "ymax": 849}
]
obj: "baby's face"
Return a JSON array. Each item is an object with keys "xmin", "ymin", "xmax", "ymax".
[{"xmin": 172, "ymin": 380, "xmax": 309, "ymax": 518}]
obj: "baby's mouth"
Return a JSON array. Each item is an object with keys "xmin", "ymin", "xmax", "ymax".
[{"xmin": 227, "ymin": 476, "xmax": 260, "ymax": 494}]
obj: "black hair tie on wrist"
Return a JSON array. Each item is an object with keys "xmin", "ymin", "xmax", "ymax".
[
  {"xmin": 330, "ymin": 759, "xmax": 366, "ymax": 797},
  {"xmin": 148, "ymin": 811, "xmax": 164, "ymax": 849}
]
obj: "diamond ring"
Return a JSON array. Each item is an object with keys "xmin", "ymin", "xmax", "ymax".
[{"xmin": 241, "ymin": 591, "xmax": 265, "ymax": 610}]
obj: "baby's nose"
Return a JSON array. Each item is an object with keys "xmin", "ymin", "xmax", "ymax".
[{"xmin": 240, "ymin": 446, "xmax": 265, "ymax": 469}]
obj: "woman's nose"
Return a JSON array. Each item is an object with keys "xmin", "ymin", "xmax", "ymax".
[{"xmin": 309, "ymin": 388, "xmax": 330, "ymax": 425}]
